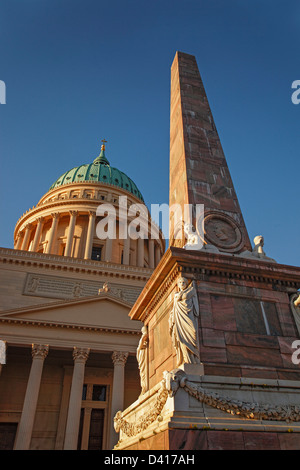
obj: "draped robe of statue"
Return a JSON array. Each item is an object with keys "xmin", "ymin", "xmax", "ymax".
[
  {"xmin": 169, "ymin": 278, "xmax": 200, "ymax": 366},
  {"xmin": 136, "ymin": 326, "xmax": 149, "ymax": 394}
]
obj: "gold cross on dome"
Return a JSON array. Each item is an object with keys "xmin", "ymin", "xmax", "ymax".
[{"xmin": 101, "ymin": 139, "xmax": 107, "ymax": 150}]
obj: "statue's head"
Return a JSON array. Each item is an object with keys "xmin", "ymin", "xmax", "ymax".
[
  {"xmin": 141, "ymin": 325, "xmax": 147, "ymax": 334},
  {"xmin": 254, "ymin": 235, "xmax": 264, "ymax": 246},
  {"xmin": 177, "ymin": 276, "xmax": 189, "ymax": 291},
  {"xmin": 294, "ymin": 292, "xmax": 300, "ymax": 308}
]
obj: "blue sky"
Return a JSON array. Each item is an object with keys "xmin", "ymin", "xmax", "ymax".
[{"xmin": 0, "ymin": 0, "xmax": 299, "ymax": 266}]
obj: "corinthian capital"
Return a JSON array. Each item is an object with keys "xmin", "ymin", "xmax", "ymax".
[
  {"xmin": 72, "ymin": 347, "xmax": 90, "ymax": 363},
  {"xmin": 69, "ymin": 210, "xmax": 78, "ymax": 217},
  {"xmin": 31, "ymin": 344, "xmax": 49, "ymax": 360},
  {"xmin": 112, "ymin": 351, "xmax": 128, "ymax": 366}
]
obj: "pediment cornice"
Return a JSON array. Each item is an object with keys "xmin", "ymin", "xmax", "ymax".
[
  {"xmin": 0, "ymin": 293, "xmax": 140, "ymax": 335},
  {"xmin": 0, "ymin": 247, "xmax": 152, "ymax": 281}
]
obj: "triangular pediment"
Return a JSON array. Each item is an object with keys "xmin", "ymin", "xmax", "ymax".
[{"xmin": 0, "ymin": 294, "xmax": 142, "ymax": 332}]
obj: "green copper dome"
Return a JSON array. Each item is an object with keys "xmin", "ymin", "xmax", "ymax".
[{"xmin": 49, "ymin": 147, "xmax": 144, "ymax": 202}]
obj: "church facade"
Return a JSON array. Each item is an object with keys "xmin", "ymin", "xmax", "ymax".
[{"xmin": 0, "ymin": 144, "xmax": 164, "ymax": 450}]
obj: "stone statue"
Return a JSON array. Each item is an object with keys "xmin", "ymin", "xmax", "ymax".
[
  {"xmin": 169, "ymin": 276, "xmax": 200, "ymax": 366},
  {"xmin": 239, "ymin": 235, "xmax": 276, "ymax": 263},
  {"xmin": 290, "ymin": 292, "xmax": 300, "ymax": 336},
  {"xmin": 27, "ymin": 277, "xmax": 39, "ymax": 293},
  {"xmin": 73, "ymin": 283, "xmax": 82, "ymax": 297},
  {"xmin": 253, "ymin": 235, "xmax": 276, "ymax": 262},
  {"xmin": 183, "ymin": 223, "xmax": 203, "ymax": 250},
  {"xmin": 183, "ymin": 222, "xmax": 220, "ymax": 253},
  {"xmin": 136, "ymin": 326, "xmax": 149, "ymax": 394},
  {"xmin": 98, "ymin": 282, "xmax": 109, "ymax": 294},
  {"xmin": 253, "ymin": 235, "xmax": 266, "ymax": 256}
]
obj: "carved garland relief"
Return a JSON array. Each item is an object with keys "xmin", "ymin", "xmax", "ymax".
[
  {"xmin": 164, "ymin": 369, "xmax": 300, "ymax": 422},
  {"xmin": 114, "ymin": 369, "xmax": 300, "ymax": 439}
]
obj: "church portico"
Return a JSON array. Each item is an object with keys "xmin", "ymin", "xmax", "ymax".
[
  {"xmin": 0, "ymin": 339, "xmax": 137, "ymax": 450},
  {"xmin": 0, "ymin": 239, "xmax": 148, "ymax": 450}
]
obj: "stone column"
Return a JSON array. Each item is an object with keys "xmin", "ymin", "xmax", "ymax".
[
  {"xmin": 110, "ymin": 351, "xmax": 128, "ymax": 448},
  {"xmin": 155, "ymin": 244, "xmax": 161, "ymax": 266},
  {"xmin": 84, "ymin": 211, "xmax": 96, "ymax": 259},
  {"xmin": 14, "ymin": 344, "xmax": 49, "ymax": 450},
  {"xmin": 80, "ymin": 407, "xmax": 92, "ymax": 450},
  {"xmin": 64, "ymin": 347, "xmax": 90, "ymax": 450},
  {"xmin": 31, "ymin": 217, "xmax": 44, "ymax": 252},
  {"xmin": 65, "ymin": 210, "xmax": 78, "ymax": 257},
  {"xmin": 21, "ymin": 223, "xmax": 32, "ymax": 251},
  {"xmin": 15, "ymin": 232, "xmax": 23, "ymax": 250},
  {"xmin": 46, "ymin": 213, "xmax": 60, "ymax": 254},
  {"xmin": 137, "ymin": 237, "xmax": 144, "ymax": 267},
  {"xmin": 0, "ymin": 340, "xmax": 6, "ymax": 376},
  {"xmin": 122, "ymin": 236, "xmax": 130, "ymax": 265},
  {"xmin": 104, "ymin": 236, "xmax": 113, "ymax": 262},
  {"xmin": 148, "ymin": 239, "xmax": 155, "ymax": 269}
]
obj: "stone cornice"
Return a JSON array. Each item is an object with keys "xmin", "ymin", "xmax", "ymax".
[
  {"xmin": 0, "ymin": 290, "xmax": 142, "ymax": 335},
  {"xmin": 0, "ymin": 247, "xmax": 152, "ymax": 281},
  {"xmin": 129, "ymin": 246, "xmax": 300, "ymax": 322},
  {"xmin": 0, "ymin": 315, "xmax": 140, "ymax": 336},
  {"xmin": 0, "ymin": 292, "xmax": 134, "ymax": 317},
  {"xmin": 39, "ymin": 180, "xmax": 144, "ymax": 205}
]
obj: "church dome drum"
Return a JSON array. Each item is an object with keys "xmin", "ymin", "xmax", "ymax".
[{"xmin": 13, "ymin": 142, "xmax": 164, "ymax": 268}]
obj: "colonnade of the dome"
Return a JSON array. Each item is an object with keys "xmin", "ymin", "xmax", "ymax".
[{"xmin": 14, "ymin": 182, "xmax": 164, "ymax": 269}]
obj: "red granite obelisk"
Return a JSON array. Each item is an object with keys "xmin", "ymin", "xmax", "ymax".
[{"xmin": 169, "ymin": 51, "xmax": 251, "ymax": 253}]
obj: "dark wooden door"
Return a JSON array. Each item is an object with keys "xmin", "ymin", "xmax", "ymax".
[
  {"xmin": 88, "ymin": 409, "xmax": 104, "ymax": 450},
  {"xmin": 0, "ymin": 423, "xmax": 18, "ymax": 450}
]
